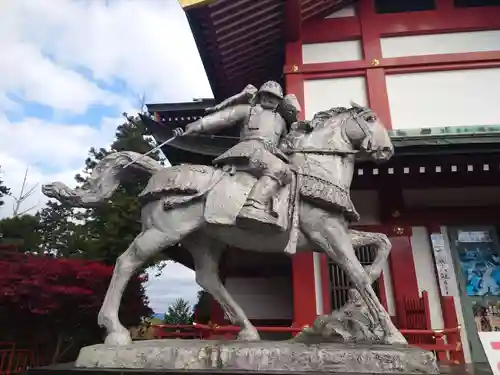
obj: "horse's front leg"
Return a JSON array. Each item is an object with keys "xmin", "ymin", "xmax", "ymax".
[
  {"xmin": 98, "ymin": 228, "xmax": 173, "ymax": 345},
  {"xmin": 302, "ymin": 205, "xmax": 406, "ymax": 345},
  {"xmin": 185, "ymin": 234, "xmax": 260, "ymax": 341}
]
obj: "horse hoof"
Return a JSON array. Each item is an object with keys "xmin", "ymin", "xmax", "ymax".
[
  {"xmin": 238, "ymin": 329, "xmax": 260, "ymax": 341},
  {"xmin": 104, "ymin": 331, "xmax": 132, "ymax": 346}
]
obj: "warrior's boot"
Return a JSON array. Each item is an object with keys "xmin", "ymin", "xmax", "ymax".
[{"xmin": 237, "ymin": 175, "xmax": 283, "ymax": 232}]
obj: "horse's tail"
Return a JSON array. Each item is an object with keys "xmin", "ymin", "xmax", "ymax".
[{"xmin": 41, "ymin": 151, "xmax": 163, "ymax": 208}]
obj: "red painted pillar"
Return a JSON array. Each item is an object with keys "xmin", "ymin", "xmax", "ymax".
[
  {"xmin": 285, "ymin": 37, "xmax": 317, "ymax": 331},
  {"xmin": 387, "ymin": 227, "xmax": 419, "ymax": 328},
  {"xmin": 292, "ymin": 253, "xmax": 317, "ymax": 330}
]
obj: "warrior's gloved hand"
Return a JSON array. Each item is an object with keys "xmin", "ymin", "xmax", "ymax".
[
  {"xmin": 174, "ymin": 120, "xmax": 203, "ymax": 137},
  {"xmin": 172, "ymin": 127, "xmax": 184, "ymax": 136}
]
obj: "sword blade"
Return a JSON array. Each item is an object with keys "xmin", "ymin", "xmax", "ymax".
[{"xmin": 123, "ymin": 135, "xmax": 177, "ymax": 169}]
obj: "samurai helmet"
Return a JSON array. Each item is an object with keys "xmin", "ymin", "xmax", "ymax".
[{"xmin": 257, "ymin": 80, "xmax": 284, "ymax": 99}]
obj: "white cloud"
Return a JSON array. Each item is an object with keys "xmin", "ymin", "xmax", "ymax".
[
  {"xmin": 146, "ymin": 262, "xmax": 200, "ymax": 314},
  {"xmin": 0, "ymin": 0, "xmax": 210, "ymax": 310},
  {"xmin": 0, "ymin": 0, "xmax": 213, "ymax": 115},
  {"xmin": 0, "ymin": 113, "xmax": 118, "ymax": 217}
]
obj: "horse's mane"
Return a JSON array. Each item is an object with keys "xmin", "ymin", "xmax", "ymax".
[
  {"xmin": 290, "ymin": 105, "xmax": 366, "ymax": 133},
  {"xmin": 281, "ymin": 106, "xmax": 366, "ymax": 151}
]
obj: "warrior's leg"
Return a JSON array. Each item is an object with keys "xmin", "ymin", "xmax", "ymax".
[{"xmin": 238, "ymin": 152, "xmax": 291, "ymax": 229}]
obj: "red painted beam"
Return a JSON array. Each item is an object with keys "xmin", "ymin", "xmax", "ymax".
[
  {"xmin": 285, "ymin": 60, "xmax": 368, "ymax": 74},
  {"xmin": 377, "ymin": 7, "xmax": 500, "ymax": 37},
  {"xmin": 302, "ymin": 17, "xmax": 361, "ymax": 44},
  {"xmin": 386, "ymin": 206, "xmax": 500, "ymax": 227},
  {"xmin": 302, "ymin": 3, "xmax": 500, "ymax": 42},
  {"xmin": 285, "ymin": 49, "xmax": 500, "ymax": 76},
  {"xmin": 382, "ymin": 50, "xmax": 500, "ymax": 70},
  {"xmin": 284, "ymin": 0, "xmax": 302, "ymax": 42}
]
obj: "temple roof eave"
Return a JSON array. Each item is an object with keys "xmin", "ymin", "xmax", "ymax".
[{"xmin": 142, "ymin": 115, "xmax": 500, "ymax": 159}]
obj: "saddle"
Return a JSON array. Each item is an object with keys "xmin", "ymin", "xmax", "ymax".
[{"xmin": 204, "ymin": 169, "xmax": 293, "ymax": 234}]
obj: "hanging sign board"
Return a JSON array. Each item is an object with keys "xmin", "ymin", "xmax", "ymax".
[{"xmin": 430, "ymin": 233, "xmax": 452, "ymax": 296}]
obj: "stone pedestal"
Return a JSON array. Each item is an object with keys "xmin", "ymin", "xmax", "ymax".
[{"xmin": 70, "ymin": 339, "xmax": 439, "ymax": 374}]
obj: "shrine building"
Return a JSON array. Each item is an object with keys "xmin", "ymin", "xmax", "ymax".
[{"xmin": 144, "ymin": 0, "xmax": 500, "ymax": 364}]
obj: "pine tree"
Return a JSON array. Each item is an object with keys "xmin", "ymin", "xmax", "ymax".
[
  {"xmin": 76, "ymin": 115, "xmax": 163, "ymax": 265},
  {"xmin": 0, "ymin": 166, "xmax": 10, "ymax": 208},
  {"xmin": 163, "ymin": 298, "xmax": 193, "ymax": 325},
  {"xmin": 37, "ymin": 201, "xmax": 87, "ymax": 257},
  {"xmin": 193, "ymin": 290, "xmax": 212, "ymax": 324}
]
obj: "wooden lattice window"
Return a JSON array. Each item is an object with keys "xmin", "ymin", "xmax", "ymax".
[{"xmin": 328, "ymin": 244, "xmax": 381, "ymax": 310}]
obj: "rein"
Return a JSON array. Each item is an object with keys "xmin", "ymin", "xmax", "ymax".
[{"xmin": 284, "ymin": 148, "xmax": 359, "ymax": 156}]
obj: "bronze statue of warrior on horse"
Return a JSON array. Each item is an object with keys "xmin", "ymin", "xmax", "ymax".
[{"xmin": 42, "ymin": 81, "xmax": 401, "ymax": 347}]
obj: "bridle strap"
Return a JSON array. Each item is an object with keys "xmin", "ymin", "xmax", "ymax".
[
  {"xmin": 284, "ymin": 148, "xmax": 358, "ymax": 156},
  {"xmin": 285, "ymin": 111, "xmax": 373, "ymax": 156}
]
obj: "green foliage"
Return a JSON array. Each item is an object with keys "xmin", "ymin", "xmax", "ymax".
[
  {"xmin": 0, "ymin": 214, "xmax": 41, "ymax": 252},
  {"xmin": 0, "ymin": 114, "xmax": 164, "ymax": 362},
  {"xmin": 0, "ymin": 167, "xmax": 10, "ymax": 208},
  {"xmin": 163, "ymin": 298, "xmax": 193, "ymax": 325},
  {"xmin": 37, "ymin": 201, "xmax": 88, "ymax": 257}
]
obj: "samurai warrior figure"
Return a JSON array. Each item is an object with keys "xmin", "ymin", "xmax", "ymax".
[{"xmin": 174, "ymin": 81, "xmax": 301, "ymax": 231}]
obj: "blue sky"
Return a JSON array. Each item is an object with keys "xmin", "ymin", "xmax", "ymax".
[{"xmin": 0, "ymin": 0, "xmax": 214, "ymax": 313}]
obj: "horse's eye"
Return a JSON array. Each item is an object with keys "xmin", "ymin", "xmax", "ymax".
[{"xmin": 365, "ymin": 115, "xmax": 376, "ymax": 122}]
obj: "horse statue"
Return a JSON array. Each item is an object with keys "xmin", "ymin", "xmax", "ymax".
[{"xmin": 42, "ymin": 103, "xmax": 404, "ymax": 347}]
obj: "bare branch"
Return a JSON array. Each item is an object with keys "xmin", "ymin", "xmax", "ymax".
[
  {"xmin": 136, "ymin": 92, "xmax": 147, "ymax": 114},
  {"xmin": 11, "ymin": 166, "xmax": 39, "ymax": 217}
]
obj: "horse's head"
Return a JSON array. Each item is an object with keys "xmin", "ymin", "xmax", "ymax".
[{"xmin": 304, "ymin": 102, "xmax": 394, "ymax": 162}]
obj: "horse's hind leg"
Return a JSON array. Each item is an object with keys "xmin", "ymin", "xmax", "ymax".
[{"xmin": 184, "ymin": 234, "xmax": 260, "ymax": 341}]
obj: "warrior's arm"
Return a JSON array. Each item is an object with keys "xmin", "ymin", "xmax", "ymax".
[
  {"xmin": 184, "ymin": 104, "xmax": 248, "ymax": 135},
  {"xmin": 278, "ymin": 94, "xmax": 302, "ymax": 127},
  {"xmin": 205, "ymin": 84, "xmax": 258, "ymax": 114}
]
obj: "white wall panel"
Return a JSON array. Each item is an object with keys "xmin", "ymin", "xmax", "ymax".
[
  {"xmin": 225, "ymin": 277, "xmax": 293, "ymax": 319},
  {"xmin": 382, "ymin": 261, "xmax": 396, "ymax": 316},
  {"xmin": 325, "ymin": 5, "xmax": 356, "ymax": 18},
  {"xmin": 381, "ymin": 30, "xmax": 500, "ymax": 58},
  {"xmin": 303, "ymin": 40, "xmax": 363, "ymax": 64},
  {"xmin": 386, "ymin": 68, "xmax": 500, "ymax": 129},
  {"xmin": 304, "ymin": 77, "xmax": 368, "ymax": 120},
  {"xmin": 410, "ymin": 227, "xmax": 444, "ymax": 330}
]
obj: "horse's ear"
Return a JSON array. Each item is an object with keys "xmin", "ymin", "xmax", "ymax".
[{"xmin": 350, "ymin": 100, "xmax": 363, "ymax": 109}]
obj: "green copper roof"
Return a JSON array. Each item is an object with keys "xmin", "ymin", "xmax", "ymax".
[{"xmin": 390, "ymin": 125, "xmax": 500, "ymax": 147}]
